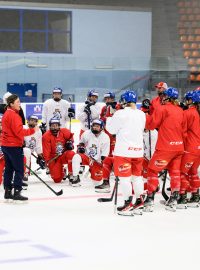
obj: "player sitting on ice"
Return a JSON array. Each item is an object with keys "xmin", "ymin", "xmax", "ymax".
[
  {"xmin": 23, "ymin": 115, "xmax": 45, "ymax": 182},
  {"xmin": 106, "ymin": 90, "xmax": 146, "ymax": 216},
  {"xmin": 71, "ymin": 119, "xmax": 110, "ymax": 187},
  {"xmin": 42, "ymin": 118, "xmax": 75, "ymax": 183}
]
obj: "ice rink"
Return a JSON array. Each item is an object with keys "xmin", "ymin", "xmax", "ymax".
[{"xmin": 0, "ymin": 122, "xmax": 200, "ymax": 270}]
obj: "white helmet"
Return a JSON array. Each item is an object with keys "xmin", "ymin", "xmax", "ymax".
[{"xmin": 3, "ymin": 92, "xmax": 12, "ymax": 104}]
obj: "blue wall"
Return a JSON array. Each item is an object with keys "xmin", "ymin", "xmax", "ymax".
[{"xmin": 0, "ymin": 8, "xmax": 151, "ymax": 102}]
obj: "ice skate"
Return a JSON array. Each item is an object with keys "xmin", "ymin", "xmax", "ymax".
[
  {"xmin": 117, "ymin": 196, "xmax": 134, "ymax": 216},
  {"xmin": 177, "ymin": 193, "xmax": 187, "ymax": 209},
  {"xmin": 143, "ymin": 194, "xmax": 154, "ymax": 212},
  {"xmin": 165, "ymin": 192, "xmax": 178, "ymax": 212},
  {"xmin": 95, "ymin": 180, "xmax": 110, "ymax": 193},
  {"xmin": 133, "ymin": 196, "xmax": 144, "ymax": 215},
  {"xmin": 71, "ymin": 175, "xmax": 81, "ymax": 187},
  {"xmin": 187, "ymin": 192, "xmax": 199, "ymax": 208}
]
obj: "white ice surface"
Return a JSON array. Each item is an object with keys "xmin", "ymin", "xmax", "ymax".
[{"xmin": 0, "ymin": 122, "xmax": 200, "ymax": 270}]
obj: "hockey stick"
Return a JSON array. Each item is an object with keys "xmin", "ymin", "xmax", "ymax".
[
  {"xmin": 97, "ymin": 176, "xmax": 119, "ymax": 203},
  {"xmin": 161, "ymin": 170, "xmax": 169, "ymax": 201},
  {"xmin": 114, "ymin": 176, "xmax": 120, "ymax": 213},
  {"xmin": 47, "ymin": 154, "xmax": 60, "ymax": 165},
  {"xmin": 25, "ymin": 165, "xmax": 63, "ymax": 196}
]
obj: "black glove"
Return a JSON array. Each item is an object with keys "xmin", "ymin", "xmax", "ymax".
[
  {"xmin": 107, "ymin": 101, "xmax": 117, "ymax": 109},
  {"xmin": 77, "ymin": 144, "xmax": 85, "ymax": 154},
  {"xmin": 36, "ymin": 156, "xmax": 46, "ymax": 169},
  {"xmin": 68, "ymin": 107, "xmax": 75, "ymax": 118},
  {"xmin": 39, "ymin": 123, "xmax": 47, "ymax": 134},
  {"xmin": 83, "ymin": 105, "xmax": 91, "ymax": 115},
  {"xmin": 65, "ymin": 140, "xmax": 74, "ymax": 150},
  {"xmin": 142, "ymin": 99, "xmax": 151, "ymax": 109},
  {"xmin": 85, "ymin": 100, "xmax": 95, "ymax": 107}
]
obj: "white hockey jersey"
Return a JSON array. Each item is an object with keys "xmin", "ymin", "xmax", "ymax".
[
  {"xmin": 42, "ymin": 99, "xmax": 70, "ymax": 129},
  {"xmin": 143, "ymin": 129, "xmax": 158, "ymax": 160},
  {"xmin": 80, "ymin": 130, "xmax": 110, "ymax": 163},
  {"xmin": 106, "ymin": 107, "xmax": 146, "ymax": 158},
  {"xmin": 77, "ymin": 103, "xmax": 101, "ymax": 131},
  {"xmin": 24, "ymin": 126, "xmax": 43, "ymax": 154}
]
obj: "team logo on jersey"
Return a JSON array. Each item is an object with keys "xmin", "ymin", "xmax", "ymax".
[
  {"xmin": 154, "ymin": 159, "xmax": 168, "ymax": 168},
  {"xmin": 185, "ymin": 162, "xmax": 193, "ymax": 169},
  {"xmin": 56, "ymin": 142, "xmax": 64, "ymax": 155},
  {"xmin": 53, "ymin": 109, "xmax": 62, "ymax": 120},
  {"xmin": 94, "ymin": 170, "xmax": 103, "ymax": 179},
  {"xmin": 28, "ymin": 137, "xmax": 36, "ymax": 150},
  {"xmin": 118, "ymin": 163, "xmax": 131, "ymax": 173},
  {"xmin": 88, "ymin": 144, "xmax": 97, "ymax": 158}
]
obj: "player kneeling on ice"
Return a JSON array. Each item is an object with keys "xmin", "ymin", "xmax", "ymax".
[
  {"xmin": 42, "ymin": 118, "xmax": 75, "ymax": 183},
  {"xmin": 71, "ymin": 119, "xmax": 110, "ymax": 187},
  {"xmin": 23, "ymin": 115, "xmax": 45, "ymax": 183},
  {"xmin": 106, "ymin": 90, "xmax": 146, "ymax": 216}
]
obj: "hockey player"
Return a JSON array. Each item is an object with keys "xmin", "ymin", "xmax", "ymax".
[
  {"xmin": 41, "ymin": 87, "xmax": 72, "ymax": 132},
  {"xmin": 95, "ymin": 92, "xmax": 121, "ymax": 193},
  {"xmin": 71, "ymin": 119, "xmax": 110, "ymax": 187},
  {"xmin": 150, "ymin": 82, "xmax": 168, "ymax": 114},
  {"xmin": 179, "ymin": 90, "xmax": 200, "ymax": 208},
  {"xmin": 23, "ymin": 115, "xmax": 44, "ymax": 181},
  {"xmin": 106, "ymin": 90, "xmax": 146, "ymax": 216},
  {"xmin": 0, "ymin": 115, "xmax": 5, "ymax": 185},
  {"xmin": 77, "ymin": 90, "xmax": 101, "ymax": 138},
  {"xmin": 144, "ymin": 87, "xmax": 184, "ymax": 212},
  {"xmin": 42, "ymin": 118, "xmax": 75, "ymax": 183}
]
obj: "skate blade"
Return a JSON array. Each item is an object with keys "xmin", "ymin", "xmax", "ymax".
[
  {"xmin": 117, "ymin": 211, "xmax": 134, "ymax": 217},
  {"xmin": 71, "ymin": 183, "xmax": 81, "ymax": 187},
  {"xmin": 95, "ymin": 189, "xmax": 110, "ymax": 193},
  {"xmin": 134, "ymin": 208, "xmax": 143, "ymax": 215},
  {"xmin": 187, "ymin": 203, "xmax": 199, "ymax": 208},
  {"xmin": 165, "ymin": 205, "xmax": 176, "ymax": 212},
  {"xmin": 177, "ymin": 204, "xmax": 187, "ymax": 209},
  {"xmin": 143, "ymin": 205, "xmax": 154, "ymax": 212}
]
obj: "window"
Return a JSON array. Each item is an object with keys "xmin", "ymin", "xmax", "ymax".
[{"xmin": 0, "ymin": 8, "xmax": 72, "ymax": 53}]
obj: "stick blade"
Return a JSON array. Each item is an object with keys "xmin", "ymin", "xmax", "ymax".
[
  {"xmin": 97, "ymin": 197, "xmax": 112, "ymax": 202},
  {"xmin": 56, "ymin": 189, "xmax": 63, "ymax": 196}
]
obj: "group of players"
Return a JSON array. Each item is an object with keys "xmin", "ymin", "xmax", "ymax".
[{"xmin": 0, "ymin": 84, "xmax": 200, "ymax": 216}]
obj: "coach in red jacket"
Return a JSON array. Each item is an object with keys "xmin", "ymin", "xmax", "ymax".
[{"xmin": 2, "ymin": 94, "xmax": 38, "ymax": 201}]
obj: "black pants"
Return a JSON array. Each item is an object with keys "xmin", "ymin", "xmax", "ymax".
[{"xmin": 1, "ymin": 146, "xmax": 24, "ymax": 190}]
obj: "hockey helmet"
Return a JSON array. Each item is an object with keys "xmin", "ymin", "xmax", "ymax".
[
  {"xmin": 103, "ymin": 92, "xmax": 115, "ymax": 99},
  {"xmin": 191, "ymin": 91, "xmax": 200, "ymax": 103},
  {"xmin": 87, "ymin": 90, "xmax": 99, "ymax": 98},
  {"xmin": 163, "ymin": 87, "xmax": 179, "ymax": 99},
  {"xmin": 52, "ymin": 87, "xmax": 62, "ymax": 94},
  {"xmin": 121, "ymin": 90, "xmax": 137, "ymax": 104}
]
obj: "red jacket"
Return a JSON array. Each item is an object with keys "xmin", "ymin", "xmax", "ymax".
[
  {"xmin": 150, "ymin": 96, "xmax": 162, "ymax": 115},
  {"xmin": 2, "ymin": 108, "xmax": 34, "ymax": 147},
  {"xmin": 42, "ymin": 128, "xmax": 74, "ymax": 162},
  {"xmin": 182, "ymin": 106, "xmax": 200, "ymax": 152},
  {"xmin": 146, "ymin": 103, "xmax": 184, "ymax": 151}
]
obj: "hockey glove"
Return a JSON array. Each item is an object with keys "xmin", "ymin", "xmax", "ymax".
[
  {"xmin": 83, "ymin": 105, "xmax": 91, "ymax": 115},
  {"xmin": 77, "ymin": 144, "xmax": 86, "ymax": 154},
  {"xmin": 39, "ymin": 122, "xmax": 47, "ymax": 134},
  {"xmin": 36, "ymin": 156, "xmax": 46, "ymax": 169},
  {"xmin": 65, "ymin": 140, "xmax": 74, "ymax": 150},
  {"xmin": 68, "ymin": 107, "xmax": 75, "ymax": 118},
  {"xmin": 142, "ymin": 99, "xmax": 151, "ymax": 109}
]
